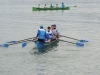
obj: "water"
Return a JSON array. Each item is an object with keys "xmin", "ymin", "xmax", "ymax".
[{"xmin": 0, "ymin": 0, "xmax": 100, "ymax": 75}]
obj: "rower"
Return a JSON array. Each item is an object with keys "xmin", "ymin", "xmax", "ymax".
[
  {"xmin": 53, "ymin": 24, "xmax": 59, "ymax": 34},
  {"xmin": 53, "ymin": 24, "xmax": 59, "ymax": 38},
  {"xmin": 38, "ymin": 4, "xmax": 40, "ymax": 8},
  {"xmin": 61, "ymin": 2, "xmax": 65, "ymax": 8},
  {"xmin": 44, "ymin": 4, "xmax": 46, "ymax": 8},
  {"xmin": 46, "ymin": 26, "xmax": 53, "ymax": 42},
  {"xmin": 50, "ymin": 4, "xmax": 54, "ymax": 8},
  {"xmin": 50, "ymin": 4, "xmax": 53, "ymax": 8},
  {"xmin": 35, "ymin": 25, "xmax": 46, "ymax": 42},
  {"xmin": 56, "ymin": 4, "xmax": 59, "ymax": 8},
  {"xmin": 51, "ymin": 25, "xmax": 57, "ymax": 40}
]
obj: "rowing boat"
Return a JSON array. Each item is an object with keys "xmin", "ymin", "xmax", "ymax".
[
  {"xmin": 32, "ymin": 7, "xmax": 70, "ymax": 11},
  {"xmin": 34, "ymin": 39, "xmax": 59, "ymax": 49}
]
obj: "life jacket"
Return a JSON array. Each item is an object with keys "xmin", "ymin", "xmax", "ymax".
[
  {"xmin": 37, "ymin": 29, "xmax": 46, "ymax": 39},
  {"xmin": 46, "ymin": 30, "xmax": 53, "ymax": 39}
]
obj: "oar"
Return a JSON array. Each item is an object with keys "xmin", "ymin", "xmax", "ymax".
[
  {"xmin": 66, "ymin": 5, "xmax": 77, "ymax": 8},
  {"xmin": 7, "ymin": 41, "xmax": 16, "ymax": 43},
  {"xmin": 59, "ymin": 39, "xmax": 84, "ymax": 47},
  {"xmin": 22, "ymin": 38, "xmax": 37, "ymax": 48},
  {"xmin": 60, "ymin": 35, "xmax": 88, "ymax": 42},
  {"xmin": 69, "ymin": 5, "xmax": 77, "ymax": 7},
  {"xmin": 0, "ymin": 44, "xmax": 9, "ymax": 47},
  {"xmin": 22, "ymin": 39, "xmax": 37, "ymax": 48},
  {"xmin": 6, "ymin": 37, "xmax": 35, "ymax": 43},
  {"xmin": 22, "ymin": 42, "xmax": 28, "ymax": 48},
  {"xmin": 0, "ymin": 38, "xmax": 35, "ymax": 47},
  {"xmin": 73, "ymin": 5, "xmax": 77, "ymax": 7}
]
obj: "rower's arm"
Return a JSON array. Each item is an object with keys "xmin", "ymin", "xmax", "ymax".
[
  {"xmin": 54, "ymin": 31, "xmax": 57, "ymax": 36},
  {"xmin": 35, "ymin": 30, "xmax": 39, "ymax": 39}
]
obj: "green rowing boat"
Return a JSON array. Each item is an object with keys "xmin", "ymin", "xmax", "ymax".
[{"xmin": 32, "ymin": 7, "xmax": 70, "ymax": 11}]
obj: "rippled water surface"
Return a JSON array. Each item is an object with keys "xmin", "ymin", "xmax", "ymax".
[{"xmin": 0, "ymin": 0, "xmax": 100, "ymax": 75}]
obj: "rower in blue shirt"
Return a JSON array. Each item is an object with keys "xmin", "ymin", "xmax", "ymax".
[
  {"xmin": 36, "ymin": 25, "xmax": 46, "ymax": 42},
  {"xmin": 61, "ymin": 2, "xmax": 65, "ymax": 8}
]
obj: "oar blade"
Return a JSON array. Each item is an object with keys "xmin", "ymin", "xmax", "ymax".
[
  {"xmin": 0, "ymin": 44, "xmax": 9, "ymax": 47},
  {"xmin": 22, "ymin": 42, "xmax": 27, "ymax": 48},
  {"xmin": 80, "ymin": 40, "xmax": 89, "ymax": 42},
  {"xmin": 76, "ymin": 43, "xmax": 84, "ymax": 47}
]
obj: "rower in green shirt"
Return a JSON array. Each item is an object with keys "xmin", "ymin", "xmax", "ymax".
[
  {"xmin": 56, "ymin": 4, "xmax": 58, "ymax": 8},
  {"xmin": 50, "ymin": 4, "xmax": 53, "ymax": 8}
]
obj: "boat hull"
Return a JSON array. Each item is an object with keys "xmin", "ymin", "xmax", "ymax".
[
  {"xmin": 34, "ymin": 39, "xmax": 59, "ymax": 49},
  {"xmin": 32, "ymin": 7, "xmax": 70, "ymax": 11}
]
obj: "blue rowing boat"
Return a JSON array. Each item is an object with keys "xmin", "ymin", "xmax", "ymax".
[{"xmin": 34, "ymin": 39, "xmax": 59, "ymax": 49}]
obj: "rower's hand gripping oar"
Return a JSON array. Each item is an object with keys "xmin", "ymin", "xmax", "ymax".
[
  {"xmin": 60, "ymin": 35, "xmax": 88, "ymax": 43},
  {"xmin": 59, "ymin": 39, "xmax": 84, "ymax": 47}
]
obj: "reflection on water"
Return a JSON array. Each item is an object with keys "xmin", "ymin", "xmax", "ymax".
[{"xmin": 30, "ymin": 40, "xmax": 59, "ymax": 54}]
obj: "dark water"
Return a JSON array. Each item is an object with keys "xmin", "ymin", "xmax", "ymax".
[{"xmin": 0, "ymin": 0, "xmax": 100, "ymax": 75}]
